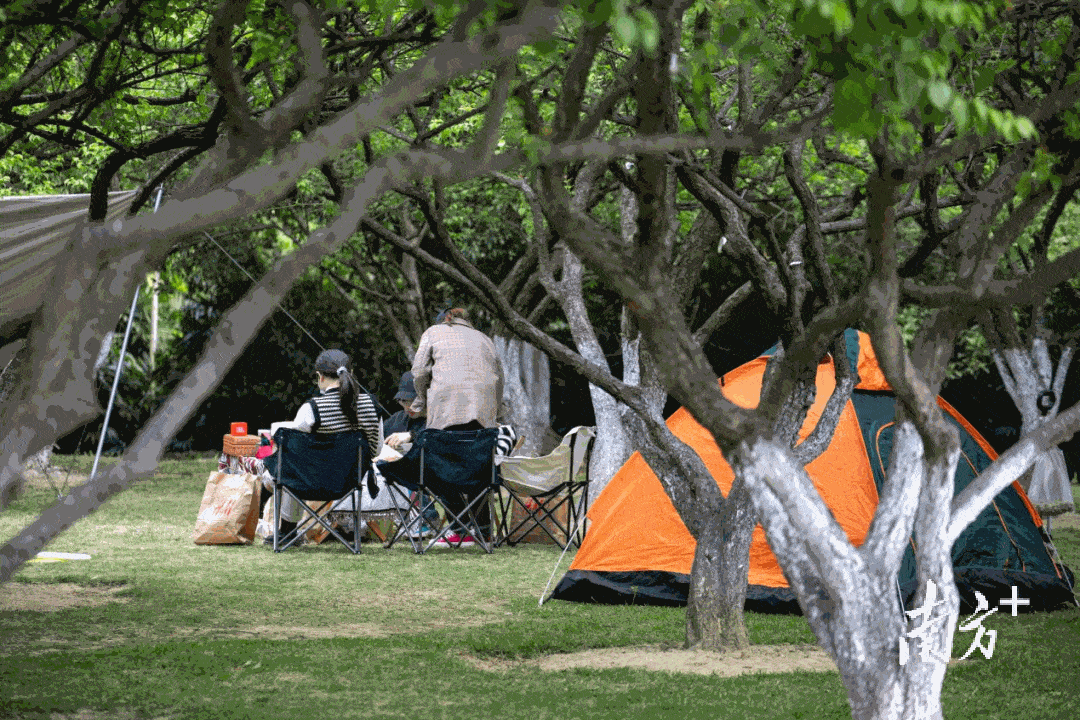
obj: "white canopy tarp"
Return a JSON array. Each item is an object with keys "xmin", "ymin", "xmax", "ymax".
[{"xmin": 0, "ymin": 191, "xmax": 137, "ymax": 345}]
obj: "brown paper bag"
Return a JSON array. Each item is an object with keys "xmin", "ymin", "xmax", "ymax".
[{"xmin": 193, "ymin": 471, "xmax": 261, "ymax": 544}]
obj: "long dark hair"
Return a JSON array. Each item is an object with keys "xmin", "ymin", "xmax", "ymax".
[{"xmin": 315, "ymin": 349, "xmax": 359, "ymax": 429}]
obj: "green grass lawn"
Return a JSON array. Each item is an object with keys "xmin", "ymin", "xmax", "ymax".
[{"xmin": 0, "ymin": 457, "xmax": 1077, "ymax": 720}]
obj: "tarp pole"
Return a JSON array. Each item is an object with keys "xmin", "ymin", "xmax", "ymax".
[
  {"xmin": 89, "ymin": 187, "xmax": 163, "ymax": 480},
  {"xmin": 89, "ymin": 288, "xmax": 140, "ymax": 481}
]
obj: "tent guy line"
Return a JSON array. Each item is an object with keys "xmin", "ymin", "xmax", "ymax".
[
  {"xmin": 201, "ymin": 230, "xmax": 391, "ymax": 418},
  {"xmin": 202, "ymin": 230, "xmax": 327, "ymax": 353}
]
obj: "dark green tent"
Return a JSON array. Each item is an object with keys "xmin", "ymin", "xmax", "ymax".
[{"xmin": 855, "ymin": 389, "xmax": 1074, "ymax": 613}]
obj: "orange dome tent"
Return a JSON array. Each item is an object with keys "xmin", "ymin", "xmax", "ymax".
[{"xmin": 551, "ymin": 331, "xmax": 1075, "ymax": 613}]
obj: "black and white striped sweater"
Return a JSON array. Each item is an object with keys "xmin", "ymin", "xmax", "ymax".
[{"xmin": 307, "ymin": 388, "xmax": 380, "ymax": 456}]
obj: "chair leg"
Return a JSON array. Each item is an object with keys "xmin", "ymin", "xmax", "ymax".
[
  {"xmin": 352, "ymin": 489, "xmax": 362, "ymax": 554},
  {"xmin": 273, "ymin": 483, "xmax": 282, "ymax": 552},
  {"xmin": 272, "ymin": 488, "xmax": 362, "ymax": 554},
  {"xmin": 494, "ymin": 488, "xmax": 514, "ymax": 548},
  {"xmin": 501, "ymin": 487, "xmax": 578, "ymax": 549},
  {"xmin": 433, "ymin": 489, "xmax": 494, "ymax": 553},
  {"xmin": 315, "ymin": 497, "xmax": 361, "ymax": 553},
  {"xmin": 381, "ymin": 482, "xmax": 424, "ymax": 553},
  {"xmin": 570, "ymin": 482, "xmax": 589, "ymax": 547},
  {"xmin": 273, "ymin": 487, "xmax": 307, "ymax": 552}
]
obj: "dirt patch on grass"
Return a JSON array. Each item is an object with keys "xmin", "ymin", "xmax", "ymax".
[
  {"xmin": 41, "ymin": 711, "xmax": 144, "ymax": 720},
  {"xmin": 232, "ymin": 613, "xmax": 501, "ymax": 641},
  {"xmin": 238, "ymin": 623, "xmax": 397, "ymax": 640},
  {"xmin": 466, "ymin": 644, "xmax": 838, "ymax": 676},
  {"xmin": 0, "ymin": 582, "xmax": 130, "ymax": 612}
]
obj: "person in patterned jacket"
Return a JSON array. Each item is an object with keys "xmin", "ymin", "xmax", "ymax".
[
  {"xmin": 408, "ymin": 308, "xmax": 506, "ymax": 546},
  {"xmin": 409, "ymin": 307, "xmax": 504, "ymax": 431}
]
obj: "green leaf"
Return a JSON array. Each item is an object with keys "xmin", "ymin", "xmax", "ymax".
[
  {"xmin": 614, "ymin": 15, "xmax": 637, "ymax": 46},
  {"xmin": 927, "ymin": 81, "xmax": 952, "ymax": 110},
  {"xmin": 894, "ymin": 63, "xmax": 920, "ymax": 108},
  {"xmin": 888, "ymin": 0, "xmax": 919, "ymax": 16},
  {"xmin": 634, "ymin": 8, "xmax": 659, "ymax": 52},
  {"xmin": 1013, "ymin": 116, "xmax": 1037, "ymax": 139},
  {"xmin": 581, "ymin": 0, "xmax": 614, "ymax": 25},
  {"xmin": 951, "ymin": 97, "xmax": 970, "ymax": 130}
]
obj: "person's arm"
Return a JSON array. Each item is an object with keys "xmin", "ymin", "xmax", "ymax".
[
  {"xmin": 410, "ymin": 329, "xmax": 434, "ymax": 415},
  {"xmin": 270, "ymin": 401, "xmax": 316, "ymax": 434},
  {"xmin": 382, "ymin": 411, "xmax": 405, "ymax": 437},
  {"xmin": 358, "ymin": 394, "xmax": 381, "ymax": 458}
]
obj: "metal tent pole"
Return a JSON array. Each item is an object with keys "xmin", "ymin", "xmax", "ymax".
[
  {"xmin": 89, "ymin": 187, "xmax": 163, "ymax": 480},
  {"xmin": 89, "ymin": 289, "xmax": 140, "ymax": 480}
]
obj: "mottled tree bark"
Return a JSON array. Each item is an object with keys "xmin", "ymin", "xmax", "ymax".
[
  {"xmin": 684, "ymin": 476, "xmax": 753, "ymax": 650},
  {"xmin": 992, "ymin": 334, "xmax": 1075, "ymax": 516},
  {"xmin": 494, "ymin": 336, "xmax": 553, "ymax": 456}
]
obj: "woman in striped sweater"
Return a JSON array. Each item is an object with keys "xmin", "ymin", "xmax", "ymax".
[
  {"xmin": 271, "ymin": 349, "xmax": 380, "ymax": 451},
  {"xmin": 265, "ymin": 349, "xmax": 381, "ymax": 541}
]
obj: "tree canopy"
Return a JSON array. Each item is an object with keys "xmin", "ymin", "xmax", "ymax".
[{"xmin": 4, "ymin": 2, "xmax": 1080, "ymax": 719}]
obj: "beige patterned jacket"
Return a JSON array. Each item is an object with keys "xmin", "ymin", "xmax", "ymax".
[{"xmin": 409, "ymin": 318, "xmax": 504, "ymax": 430}]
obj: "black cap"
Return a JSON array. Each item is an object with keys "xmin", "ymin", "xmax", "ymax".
[{"xmin": 393, "ymin": 371, "xmax": 416, "ymax": 402}]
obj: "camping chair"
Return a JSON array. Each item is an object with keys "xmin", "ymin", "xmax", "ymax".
[
  {"xmin": 267, "ymin": 428, "xmax": 372, "ymax": 553},
  {"xmin": 377, "ymin": 426, "xmax": 500, "ymax": 553},
  {"xmin": 495, "ymin": 426, "xmax": 596, "ymax": 550}
]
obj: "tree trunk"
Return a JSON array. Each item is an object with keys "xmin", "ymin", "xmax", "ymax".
[
  {"xmin": 0, "ymin": 345, "xmax": 23, "ymax": 408},
  {"xmin": 621, "ymin": 334, "xmax": 753, "ymax": 650},
  {"xmin": 727, "ymin": 427, "xmax": 963, "ymax": 720},
  {"xmin": 494, "ymin": 335, "xmax": 553, "ymax": 456},
  {"xmin": 684, "ymin": 476, "xmax": 754, "ymax": 650},
  {"xmin": 149, "ymin": 274, "xmax": 160, "ymax": 369},
  {"xmin": 827, "ymin": 605, "xmax": 950, "ymax": 720},
  {"xmin": 585, "ymin": 385, "xmax": 632, "ymax": 498},
  {"xmin": 993, "ymin": 343, "xmax": 1075, "ymax": 515},
  {"xmin": 550, "ymin": 250, "xmax": 632, "ymax": 498},
  {"xmin": 1, "ymin": 345, "xmax": 55, "ymax": 474}
]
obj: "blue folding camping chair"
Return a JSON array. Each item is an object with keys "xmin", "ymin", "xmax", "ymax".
[
  {"xmin": 377, "ymin": 426, "xmax": 500, "ymax": 553},
  {"xmin": 267, "ymin": 428, "xmax": 373, "ymax": 553}
]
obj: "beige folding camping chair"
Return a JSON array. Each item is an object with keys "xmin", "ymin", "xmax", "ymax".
[{"xmin": 495, "ymin": 426, "xmax": 595, "ymax": 549}]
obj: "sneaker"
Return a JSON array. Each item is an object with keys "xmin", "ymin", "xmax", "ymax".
[{"xmin": 434, "ymin": 533, "xmax": 475, "ymax": 548}]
